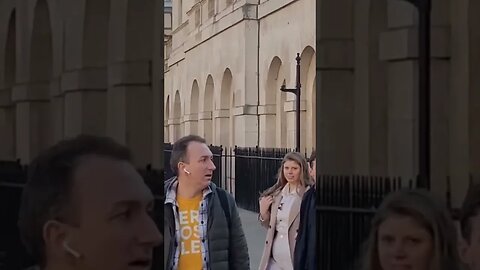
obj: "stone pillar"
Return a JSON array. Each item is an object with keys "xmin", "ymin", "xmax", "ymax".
[
  {"xmin": 198, "ymin": 111, "xmax": 213, "ymax": 143},
  {"xmin": 353, "ymin": 0, "xmax": 388, "ymax": 176},
  {"xmin": 50, "ymin": 78, "xmax": 64, "ymax": 145},
  {"xmin": 214, "ymin": 109, "xmax": 230, "ymax": 146},
  {"xmin": 12, "ymin": 82, "xmax": 50, "ymax": 163},
  {"xmin": 233, "ymin": 105, "xmax": 258, "ymax": 147},
  {"xmin": 379, "ymin": 1, "xmax": 419, "ymax": 179},
  {"xmin": 62, "ymin": 68, "xmax": 107, "ymax": 138},
  {"xmin": 171, "ymin": 117, "xmax": 181, "ymax": 141},
  {"xmin": 107, "ymin": 61, "xmax": 153, "ymax": 168},
  {"xmin": 258, "ymin": 104, "xmax": 276, "ymax": 147},
  {"xmin": 183, "ymin": 114, "xmax": 198, "ymax": 135},
  {"xmin": 317, "ymin": 0, "xmax": 354, "ymax": 174},
  {"xmin": 0, "ymin": 87, "xmax": 15, "ymax": 160},
  {"xmin": 167, "ymin": 119, "xmax": 174, "ymax": 142}
]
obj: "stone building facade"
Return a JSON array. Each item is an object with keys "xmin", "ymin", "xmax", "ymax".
[
  {"xmin": 316, "ymin": 0, "xmax": 480, "ymax": 206},
  {"xmin": 0, "ymin": 0, "xmax": 165, "ymax": 168},
  {"xmin": 164, "ymin": 0, "xmax": 316, "ymax": 152}
]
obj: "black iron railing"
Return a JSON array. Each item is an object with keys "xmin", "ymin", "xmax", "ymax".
[
  {"xmin": 234, "ymin": 146, "xmax": 294, "ymax": 212},
  {"xmin": 316, "ymin": 175, "xmax": 418, "ymax": 270}
]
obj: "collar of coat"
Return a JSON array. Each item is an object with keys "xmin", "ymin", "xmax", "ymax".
[{"xmin": 164, "ymin": 176, "xmax": 213, "ymax": 205}]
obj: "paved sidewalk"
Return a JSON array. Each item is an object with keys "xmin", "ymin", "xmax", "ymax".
[{"xmin": 238, "ymin": 208, "xmax": 267, "ymax": 270}]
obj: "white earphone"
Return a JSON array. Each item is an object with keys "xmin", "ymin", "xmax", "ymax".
[
  {"xmin": 63, "ymin": 241, "xmax": 81, "ymax": 259},
  {"xmin": 183, "ymin": 168, "xmax": 191, "ymax": 175}
]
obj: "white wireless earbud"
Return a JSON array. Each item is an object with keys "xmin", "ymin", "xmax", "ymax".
[
  {"xmin": 63, "ymin": 241, "xmax": 81, "ymax": 259},
  {"xmin": 183, "ymin": 168, "xmax": 191, "ymax": 175}
]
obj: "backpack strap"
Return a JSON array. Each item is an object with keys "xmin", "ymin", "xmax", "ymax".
[
  {"xmin": 217, "ymin": 188, "xmax": 231, "ymax": 228},
  {"xmin": 216, "ymin": 187, "xmax": 233, "ymax": 268}
]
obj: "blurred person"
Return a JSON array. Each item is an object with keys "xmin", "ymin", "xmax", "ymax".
[
  {"xmin": 293, "ymin": 149, "xmax": 316, "ymax": 270},
  {"xmin": 18, "ymin": 135, "xmax": 162, "ymax": 270},
  {"xmin": 359, "ymin": 189, "xmax": 461, "ymax": 270},
  {"xmin": 258, "ymin": 152, "xmax": 313, "ymax": 270},
  {"xmin": 164, "ymin": 135, "xmax": 249, "ymax": 270}
]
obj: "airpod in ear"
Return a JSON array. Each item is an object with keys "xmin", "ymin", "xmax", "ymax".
[
  {"xmin": 183, "ymin": 168, "xmax": 191, "ymax": 175},
  {"xmin": 63, "ymin": 241, "xmax": 81, "ymax": 259}
]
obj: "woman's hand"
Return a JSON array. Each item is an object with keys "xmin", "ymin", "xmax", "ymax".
[{"xmin": 259, "ymin": 195, "xmax": 274, "ymax": 218}]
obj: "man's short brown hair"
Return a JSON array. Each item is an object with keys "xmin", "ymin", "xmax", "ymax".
[{"xmin": 169, "ymin": 135, "xmax": 207, "ymax": 175}]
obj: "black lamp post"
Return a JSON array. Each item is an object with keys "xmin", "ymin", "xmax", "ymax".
[{"xmin": 280, "ymin": 53, "xmax": 301, "ymax": 152}]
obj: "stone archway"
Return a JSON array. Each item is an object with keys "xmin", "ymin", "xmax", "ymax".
[
  {"xmin": 300, "ymin": 46, "xmax": 315, "ymax": 153},
  {"xmin": 216, "ymin": 68, "xmax": 232, "ymax": 147},
  {"xmin": 262, "ymin": 56, "xmax": 287, "ymax": 147},
  {"xmin": 189, "ymin": 80, "xmax": 200, "ymax": 135}
]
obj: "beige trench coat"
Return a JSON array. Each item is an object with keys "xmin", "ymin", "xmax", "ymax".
[{"xmin": 257, "ymin": 186, "xmax": 306, "ymax": 270}]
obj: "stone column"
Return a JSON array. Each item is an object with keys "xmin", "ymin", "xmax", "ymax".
[
  {"xmin": 258, "ymin": 104, "xmax": 276, "ymax": 147},
  {"xmin": 317, "ymin": 0, "xmax": 354, "ymax": 174},
  {"xmin": 62, "ymin": 68, "xmax": 107, "ymax": 138},
  {"xmin": 0, "ymin": 87, "xmax": 15, "ymax": 160},
  {"xmin": 198, "ymin": 111, "xmax": 213, "ymax": 143},
  {"xmin": 12, "ymin": 82, "xmax": 50, "ymax": 163},
  {"xmin": 214, "ymin": 109, "xmax": 230, "ymax": 146},
  {"xmin": 107, "ymin": 61, "xmax": 153, "ymax": 168}
]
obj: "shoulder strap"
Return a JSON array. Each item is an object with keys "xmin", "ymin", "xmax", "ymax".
[
  {"xmin": 217, "ymin": 188, "xmax": 231, "ymax": 228},
  {"xmin": 217, "ymin": 188, "xmax": 234, "ymax": 269}
]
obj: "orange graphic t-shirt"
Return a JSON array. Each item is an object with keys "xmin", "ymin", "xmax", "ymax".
[{"xmin": 177, "ymin": 194, "xmax": 203, "ymax": 270}]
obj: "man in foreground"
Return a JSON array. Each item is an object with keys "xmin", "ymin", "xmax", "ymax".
[{"xmin": 18, "ymin": 135, "xmax": 162, "ymax": 270}]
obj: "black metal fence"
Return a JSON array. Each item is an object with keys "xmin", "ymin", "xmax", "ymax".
[
  {"xmin": 234, "ymin": 146, "xmax": 294, "ymax": 212},
  {"xmin": 316, "ymin": 174, "xmax": 470, "ymax": 270},
  {"xmin": 163, "ymin": 144, "xmax": 312, "ymax": 212},
  {"xmin": 316, "ymin": 175, "xmax": 419, "ymax": 270},
  {"xmin": 0, "ymin": 161, "xmax": 164, "ymax": 270}
]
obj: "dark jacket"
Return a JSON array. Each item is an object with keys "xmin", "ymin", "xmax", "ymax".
[
  {"xmin": 164, "ymin": 177, "xmax": 250, "ymax": 270},
  {"xmin": 293, "ymin": 186, "xmax": 317, "ymax": 270}
]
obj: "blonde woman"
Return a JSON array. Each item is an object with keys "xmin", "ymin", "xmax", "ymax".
[
  {"xmin": 257, "ymin": 152, "xmax": 313, "ymax": 270},
  {"xmin": 360, "ymin": 189, "xmax": 462, "ymax": 270}
]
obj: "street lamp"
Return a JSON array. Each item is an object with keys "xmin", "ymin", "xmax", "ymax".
[
  {"xmin": 400, "ymin": 0, "xmax": 431, "ymax": 188},
  {"xmin": 281, "ymin": 53, "xmax": 301, "ymax": 152}
]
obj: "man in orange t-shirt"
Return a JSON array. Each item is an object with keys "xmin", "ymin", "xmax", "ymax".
[
  {"xmin": 177, "ymin": 194, "xmax": 202, "ymax": 269},
  {"xmin": 164, "ymin": 135, "xmax": 250, "ymax": 270}
]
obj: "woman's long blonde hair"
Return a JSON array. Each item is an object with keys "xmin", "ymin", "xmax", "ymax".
[
  {"xmin": 359, "ymin": 189, "xmax": 461, "ymax": 270},
  {"xmin": 260, "ymin": 152, "xmax": 313, "ymax": 198}
]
